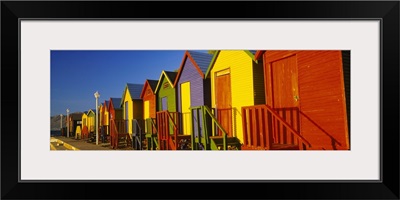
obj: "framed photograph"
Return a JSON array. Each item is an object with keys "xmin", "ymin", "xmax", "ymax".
[{"xmin": 2, "ymin": 1, "xmax": 398, "ymax": 199}]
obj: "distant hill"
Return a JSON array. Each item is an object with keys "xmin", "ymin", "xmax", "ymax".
[{"xmin": 50, "ymin": 115, "xmax": 66, "ymax": 131}]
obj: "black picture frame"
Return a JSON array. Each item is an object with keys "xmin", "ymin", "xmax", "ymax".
[{"xmin": 2, "ymin": 1, "xmax": 399, "ymax": 199}]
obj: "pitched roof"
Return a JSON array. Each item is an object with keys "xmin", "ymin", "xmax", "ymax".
[
  {"xmin": 110, "ymin": 98, "xmax": 122, "ymax": 109},
  {"xmin": 148, "ymin": 80, "xmax": 158, "ymax": 91},
  {"xmin": 140, "ymin": 79, "xmax": 159, "ymax": 98},
  {"xmin": 188, "ymin": 50, "xmax": 214, "ymax": 74},
  {"xmin": 173, "ymin": 50, "xmax": 214, "ymax": 86},
  {"xmin": 126, "ymin": 83, "xmax": 144, "ymax": 100},
  {"xmin": 164, "ymin": 71, "xmax": 178, "ymax": 83},
  {"xmin": 87, "ymin": 109, "xmax": 96, "ymax": 115},
  {"xmin": 155, "ymin": 71, "xmax": 178, "ymax": 93}
]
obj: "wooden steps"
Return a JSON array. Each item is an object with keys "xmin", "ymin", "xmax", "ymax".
[{"xmin": 210, "ymin": 136, "xmax": 241, "ymax": 150}]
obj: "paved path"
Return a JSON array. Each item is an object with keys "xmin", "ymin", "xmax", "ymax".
[
  {"xmin": 50, "ymin": 136, "xmax": 131, "ymax": 150},
  {"xmin": 50, "ymin": 141, "xmax": 68, "ymax": 150}
]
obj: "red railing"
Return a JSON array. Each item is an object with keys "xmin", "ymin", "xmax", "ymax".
[
  {"xmin": 156, "ymin": 111, "xmax": 180, "ymax": 150},
  {"xmin": 242, "ymin": 104, "xmax": 311, "ymax": 150},
  {"xmin": 110, "ymin": 119, "xmax": 130, "ymax": 149},
  {"xmin": 145, "ymin": 118, "xmax": 158, "ymax": 135},
  {"xmin": 145, "ymin": 118, "xmax": 158, "ymax": 150}
]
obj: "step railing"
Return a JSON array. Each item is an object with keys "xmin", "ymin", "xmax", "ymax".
[
  {"xmin": 124, "ymin": 119, "xmax": 130, "ymax": 134},
  {"xmin": 132, "ymin": 119, "xmax": 145, "ymax": 150},
  {"xmin": 242, "ymin": 104, "xmax": 311, "ymax": 150},
  {"xmin": 110, "ymin": 119, "xmax": 129, "ymax": 149},
  {"xmin": 190, "ymin": 106, "xmax": 229, "ymax": 150},
  {"xmin": 145, "ymin": 118, "xmax": 158, "ymax": 150},
  {"xmin": 124, "ymin": 119, "xmax": 134, "ymax": 148}
]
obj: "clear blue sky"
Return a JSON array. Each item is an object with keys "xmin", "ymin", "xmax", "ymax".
[{"xmin": 50, "ymin": 50, "xmax": 209, "ymax": 117}]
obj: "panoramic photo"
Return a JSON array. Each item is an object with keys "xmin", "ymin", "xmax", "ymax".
[{"xmin": 50, "ymin": 50, "xmax": 350, "ymax": 151}]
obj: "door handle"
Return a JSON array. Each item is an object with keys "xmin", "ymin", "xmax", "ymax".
[{"xmin": 294, "ymin": 95, "xmax": 299, "ymax": 101}]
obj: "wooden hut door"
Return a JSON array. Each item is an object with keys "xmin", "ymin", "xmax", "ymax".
[
  {"xmin": 269, "ymin": 55, "xmax": 300, "ymax": 134},
  {"xmin": 181, "ymin": 82, "xmax": 191, "ymax": 135},
  {"xmin": 215, "ymin": 70, "xmax": 232, "ymax": 137}
]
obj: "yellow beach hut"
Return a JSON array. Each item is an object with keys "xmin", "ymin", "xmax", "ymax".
[
  {"xmin": 121, "ymin": 83, "xmax": 144, "ymax": 147},
  {"xmin": 81, "ymin": 111, "xmax": 89, "ymax": 139},
  {"xmin": 86, "ymin": 109, "xmax": 96, "ymax": 136},
  {"xmin": 204, "ymin": 50, "xmax": 264, "ymax": 149},
  {"xmin": 102, "ymin": 100, "xmax": 110, "ymax": 141},
  {"xmin": 81, "ymin": 109, "xmax": 96, "ymax": 141}
]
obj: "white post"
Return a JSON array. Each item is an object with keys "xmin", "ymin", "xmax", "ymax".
[
  {"xmin": 66, "ymin": 109, "xmax": 70, "ymax": 138},
  {"xmin": 94, "ymin": 91, "xmax": 100, "ymax": 145}
]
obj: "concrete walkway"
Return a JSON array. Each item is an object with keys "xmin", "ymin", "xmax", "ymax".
[
  {"xmin": 51, "ymin": 136, "xmax": 129, "ymax": 150},
  {"xmin": 50, "ymin": 141, "xmax": 68, "ymax": 150}
]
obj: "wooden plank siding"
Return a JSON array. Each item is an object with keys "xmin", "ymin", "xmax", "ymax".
[
  {"xmin": 132, "ymin": 100, "xmax": 143, "ymax": 120},
  {"xmin": 108, "ymin": 98, "xmax": 123, "ymax": 121},
  {"xmin": 122, "ymin": 83, "xmax": 144, "ymax": 136},
  {"xmin": 141, "ymin": 80, "xmax": 158, "ymax": 135},
  {"xmin": 155, "ymin": 71, "xmax": 179, "ymax": 149},
  {"xmin": 102, "ymin": 101, "xmax": 110, "ymax": 127},
  {"xmin": 141, "ymin": 80, "xmax": 157, "ymax": 119},
  {"xmin": 108, "ymin": 98, "xmax": 123, "ymax": 149},
  {"xmin": 81, "ymin": 113, "xmax": 88, "ymax": 131},
  {"xmin": 87, "ymin": 110, "xmax": 96, "ymax": 133},
  {"xmin": 209, "ymin": 50, "xmax": 263, "ymax": 143},
  {"xmin": 157, "ymin": 73, "xmax": 177, "ymax": 112},
  {"xmin": 122, "ymin": 87, "xmax": 133, "ymax": 134},
  {"xmin": 103, "ymin": 101, "xmax": 110, "ymax": 135},
  {"xmin": 177, "ymin": 56, "xmax": 206, "ymax": 111},
  {"xmin": 176, "ymin": 55, "xmax": 210, "ymax": 136},
  {"xmin": 263, "ymin": 50, "xmax": 349, "ymax": 150}
]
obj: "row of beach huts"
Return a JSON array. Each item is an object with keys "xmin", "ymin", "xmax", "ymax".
[{"xmin": 63, "ymin": 50, "xmax": 350, "ymax": 150}]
